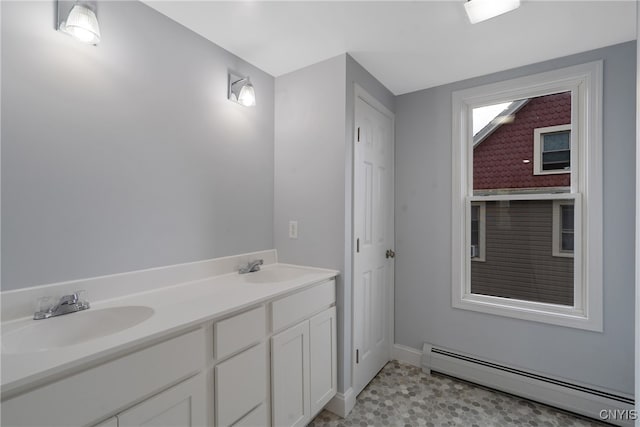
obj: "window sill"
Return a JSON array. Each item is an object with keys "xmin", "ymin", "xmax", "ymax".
[
  {"xmin": 533, "ymin": 170, "xmax": 571, "ymax": 176},
  {"xmin": 552, "ymin": 251, "xmax": 574, "ymax": 258},
  {"xmin": 452, "ymin": 293, "xmax": 602, "ymax": 332}
]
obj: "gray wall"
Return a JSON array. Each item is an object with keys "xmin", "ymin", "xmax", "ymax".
[
  {"xmin": 274, "ymin": 55, "xmax": 346, "ymax": 277},
  {"xmin": 274, "ymin": 54, "xmax": 394, "ymax": 394},
  {"xmin": 1, "ymin": 1, "xmax": 274, "ymax": 290},
  {"xmin": 395, "ymin": 41, "xmax": 636, "ymax": 394},
  {"xmin": 274, "ymin": 55, "xmax": 348, "ymax": 393}
]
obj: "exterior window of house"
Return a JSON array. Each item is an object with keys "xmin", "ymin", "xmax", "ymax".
[
  {"xmin": 534, "ymin": 124, "xmax": 572, "ymax": 175},
  {"xmin": 451, "ymin": 62, "xmax": 603, "ymax": 331},
  {"xmin": 553, "ymin": 200, "xmax": 575, "ymax": 257}
]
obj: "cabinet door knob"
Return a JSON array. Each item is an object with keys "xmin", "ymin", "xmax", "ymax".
[{"xmin": 385, "ymin": 249, "xmax": 395, "ymax": 259}]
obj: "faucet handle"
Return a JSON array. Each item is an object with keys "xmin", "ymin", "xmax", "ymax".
[
  {"xmin": 73, "ymin": 290, "xmax": 88, "ymax": 303},
  {"xmin": 59, "ymin": 290, "xmax": 86, "ymax": 305},
  {"xmin": 36, "ymin": 296, "xmax": 55, "ymax": 313}
]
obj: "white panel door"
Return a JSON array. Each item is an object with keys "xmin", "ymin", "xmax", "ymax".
[
  {"xmin": 271, "ymin": 321, "xmax": 310, "ymax": 427},
  {"xmin": 353, "ymin": 89, "xmax": 394, "ymax": 396},
  {"xmin": 117, "ymin": 374, "xmax": 206, "ymax": 427},
  {"xmin": 309, "ymin": 306, "xmax": 337, "ymax": 415}
]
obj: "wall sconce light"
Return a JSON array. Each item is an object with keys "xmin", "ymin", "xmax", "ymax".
[
  {"xmin": 57, "ymin": 1, "xmax": 101, "ymax": 45},
  {"xmin": 228, "ymin": 72, "xmax": 256, "ymax": 107},
  {"xmin": 464, "ymin": 0, "xmax": 520, "ymax": 24}
]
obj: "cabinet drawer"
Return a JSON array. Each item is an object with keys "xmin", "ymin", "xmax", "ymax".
[
  {"xmin": 215, "ymin": 305, "xmax": 266, "ymax": 360},
  {"xmin": 215, "ymin": 343, "xmax": 267, "ymax": 427},
  {"xmin": 1, "ymin": 329, "xmax": 206, "ymax": 427},
  {"xmin": 272, "ymin": 279, "xmax": 335, "ymax": 332}
]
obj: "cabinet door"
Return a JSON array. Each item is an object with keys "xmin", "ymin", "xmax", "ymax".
[
  {"xmin": 93, "ymin": 417, "xmax": 118, "ymax": 427},
  {"xmin": 216, "ymin": 342, "xmax": 267, "ymax": 427},
  {"xmin": 118, "ymin": 374, "xmax": 206, "ymax": 427},
  {"xmin": 271, "ymin": 321, "xmax": 310, "ymax": 427},
  {"xmin": 309, "ymin": 306, "xmax": 337, "ymax": 415},
  {"xmin": 232, "ymin": 403, "xmax": 268, "ymax": 427}
]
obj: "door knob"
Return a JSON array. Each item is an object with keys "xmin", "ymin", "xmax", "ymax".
[{"xmin": 386, "ymin": 249, "xmax": 396, "ymax": 259}]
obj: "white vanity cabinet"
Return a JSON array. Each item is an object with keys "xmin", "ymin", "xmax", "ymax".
[
  {"xmin": 2, "ymin": 273, "xmax": 338, "ymax": 427},
  {"xmin": 271, "ymin": 280, "xmax": 337, "ymax": 427}
]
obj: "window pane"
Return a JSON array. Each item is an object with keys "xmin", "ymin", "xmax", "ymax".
[
  {"xmin": 471, "ymin": 205, "xmax": 479, "ymax": 221},
  {"xmin": 542, "ymin": 151, "xmax": 570, "ymax": 171},
  {"xmin": 471, "ymin": 222, "xmax": 479, "ymax": 246},
  {"xmin": 471, "ymin": 229, "xmax": 479, "ymax": 247},
  {"xmin": 470, "ymin": 200, "xmax": 574, "ymax": 306},
  {"xmin": 543, "ymin": 132, "xmax": 570, "ymax": 151},
  {"xmin": 473, "ymin": 92, "xmax": 571, "ymax": 194},
  {"xmin": 561, "ymin": 205, "xmax": 574, "ymax": 230},
  {"xmin": 542, "ymin": 151, "xmax": 570, "ymax": 164},
  {"xmin": 562, "ymin": 232, "xmax": 574, "ymax": 251},
  {"xmin": 471, "ymin": 205, "xmax": 481, "ymax": 256}
]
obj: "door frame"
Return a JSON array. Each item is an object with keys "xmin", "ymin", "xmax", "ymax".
[{"xmin": 350, "ymin": 83, "xmax": 396, "ymax": 394}]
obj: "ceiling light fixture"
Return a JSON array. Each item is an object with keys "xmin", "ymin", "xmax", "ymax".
[
  {"xmin": 58, "ymin": 1, "xmax": 101, "ymax": 45},
  {"xmin": 228, "ymin": 73, "xmax": 256, "ymax": 107},
  {"xmin": 464, "ymin": 0, "xmax": 521, "ymax": 24}
]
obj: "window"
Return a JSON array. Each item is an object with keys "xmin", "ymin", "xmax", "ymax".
[
  {"xmin": 470, "ymin": 202, "xmax": 485, "ymax": 262},
  {"xmin": 451, "ymin": 62, "xmax": 603, "ymax": 331},
  {"xmin": 534, "ymin": 124, "xmax": 572, "ymax": 175},
  {"xmin": 553, "ymin": 200, "xmax": 574, "ymax": 258}
]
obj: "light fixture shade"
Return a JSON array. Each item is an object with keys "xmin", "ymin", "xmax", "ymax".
[
  {"xmin": 464, "ymin": 0, "xmax": 520, "ymax": 24},
  {"xmin": 60, "ymin": 4, "xmax": 101, "ymax": 45},
  {"xmin": 237, "ymin": 82, "xmax": 256, "ymax": 107},
  {"xmin": 229, "ymin": 73, "xmax": 256, "ymax": 107}
]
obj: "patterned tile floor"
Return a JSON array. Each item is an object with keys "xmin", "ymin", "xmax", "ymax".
[{"xmin": 309, "ymin": 361, "xmax": 607, "ymax": 427}]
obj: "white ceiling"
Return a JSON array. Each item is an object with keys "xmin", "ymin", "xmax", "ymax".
[{"xmin": 143, "ymin": 1, "xmax": 637, "ymax": 95}]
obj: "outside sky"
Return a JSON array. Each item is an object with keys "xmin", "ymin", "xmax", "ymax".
[{"xmin": 473, "ymin": 102, "xmax": 512, "ymax": 135}]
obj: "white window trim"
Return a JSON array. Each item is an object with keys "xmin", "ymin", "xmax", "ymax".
[
  {"xmin": 552, "ymin": 199, "xmax": 575, "ymax": 258},
  {"xmin": 451, "ymin": 61, "xmax": 603, "ymax": 332},
  {"xmin": 470, "ymin": 202, "xmax": 486, "ymax": 262},
  {"xmin": 533, "ymin": 124, "xmax": 572, "ymax": 175}
]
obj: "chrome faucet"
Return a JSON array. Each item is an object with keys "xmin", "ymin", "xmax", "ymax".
[
  {"xmin": 239, "ymin": 259, "xmax": 263, "ymax": 274},
  {"xmin": 34, "ymin": 291, "xmax": 90, "ymax": 320}
]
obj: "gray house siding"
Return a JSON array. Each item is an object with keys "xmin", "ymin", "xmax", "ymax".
[{"xmin": 471, "ymin": 200, "xmax": 574, "ymax": 306}]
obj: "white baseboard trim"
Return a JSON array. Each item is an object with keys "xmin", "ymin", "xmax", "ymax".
[
  {"xmin": 392, "ymin": 344, "xmax": 422, "ymax": 367},
  {"xmin": 325, "ymin": 388, "xmax": 356, "ymax": 418},
  {"xmin": 421, "ymin": 344, "xmax": 635, "ymax": 427}
]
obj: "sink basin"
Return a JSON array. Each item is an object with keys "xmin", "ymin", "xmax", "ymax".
[
  {"xmin": 1, "ymin": 306, "xmax": 154, "ymax": 354},
  {"xmin": 241, "ymin": 267, "xmax": 310, "ymax": 283}
]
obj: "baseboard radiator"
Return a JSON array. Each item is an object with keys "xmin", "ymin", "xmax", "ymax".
[{"xmin": 420, "ymin": 343, "xmax": 636, "ymax": 427}]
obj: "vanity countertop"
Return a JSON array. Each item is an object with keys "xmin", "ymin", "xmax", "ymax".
[{"xmin": 1, "ymin": 262, "xmax": 339, "ymax": 397}]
